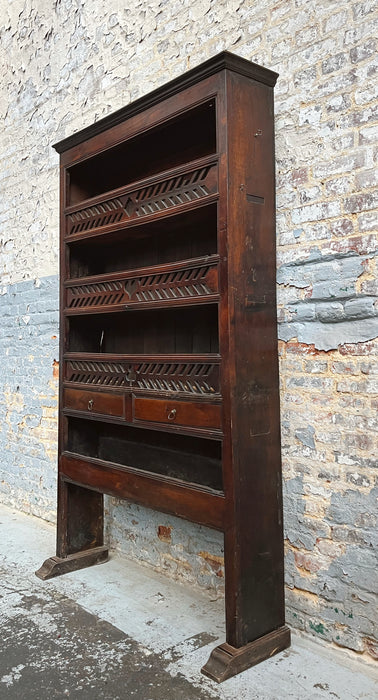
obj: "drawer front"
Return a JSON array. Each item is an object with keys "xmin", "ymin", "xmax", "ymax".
[
  {"xmin": 64, "ymin": 388, "xmax": 124, "ymax": 417},
  {"xmin": 133, "ymin": 397, "xmax": 222, "ymax": 431}
]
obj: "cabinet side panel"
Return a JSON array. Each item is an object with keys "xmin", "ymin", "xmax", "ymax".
[
  {"xmin": 56, "ymin": 161, "xmax": 105, "ymax": 558},
  {"xmin": 224, "ymin": 71, "xmax": 284, "ymax": 647}
]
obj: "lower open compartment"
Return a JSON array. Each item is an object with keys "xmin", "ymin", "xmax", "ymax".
[{"xmin": 67, "ymin": 416, "xmax": 223, "ymax": 492}]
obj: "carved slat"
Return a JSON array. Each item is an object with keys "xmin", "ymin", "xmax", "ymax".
[
  {"xmin": 66, "ymin": 161, "xmax": 218, "ymax": 236},
  {"xmin": 65, "ymin": 357, "xmax": 220, "ymax": 395},
  {"xmin": 66, "ymin": 259, "xmax": 219, "ymax": 311}
]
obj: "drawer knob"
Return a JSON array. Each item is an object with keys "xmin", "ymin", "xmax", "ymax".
[
  {"xmin": 88, "ymin": 399, "xmax": 94, "ymax": 411},
  {"xmin": 167, "ymin": 408, "xmax": 177, "ymax": 421}
]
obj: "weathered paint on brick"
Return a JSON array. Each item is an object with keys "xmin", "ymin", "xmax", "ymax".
[
  {"xmin": 0, "ymin": 0, "xmax": 377, "ymax": 664},
  {"xmin": 105, "ymin": 497, "xmax": 225, "ymax": 592},
  {"xmin": 0, "ymin": 277, "xmax": 59, "ymax": 520}
]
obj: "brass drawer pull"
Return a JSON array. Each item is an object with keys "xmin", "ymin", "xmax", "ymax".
[
  {"xmin": 167, "ymin": 408, "xmax": 177, "ymax": 421},
  {"xmin": 88, "ymin": 399, "xmax": 94, "ymax": 411}
]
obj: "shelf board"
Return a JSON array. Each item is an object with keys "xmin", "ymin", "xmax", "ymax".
[
  {"xmin": 64, "ymin": 352, "xmax": 221, "ymax": 361},
  {"xmin": 64, "ymin": 296, "xmax": 219, "ymax": 316},
  {"xmin": 62, "ymin": 381, "xmax": 222, "ymax": 402}
]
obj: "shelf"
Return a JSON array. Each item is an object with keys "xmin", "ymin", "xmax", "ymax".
[
  {"xmin": 68, "ymin": 204, "xmax": 218, "ymax": 279},
  {"xmin": 65, "ymin": 155, "xmax": 218, "ymax": 240},
  {"xmin": 64, "ymin": 353, "xmax": 221, "ymax": 396},
  {"xmin": 64, "ymin": 255, "xmax": 220, "ymax": 314},
  {"xmin": 60, "ymin": 452, "xmax": 225, "ymax": 530},
  {"xmin": 66, "ymin": 99, "xmax": 217, "ymax": 205},
  {"xmin": 67, "ymin": 305, "xmax": 219, "ymax": 355},
  {"xmin": 66, "ymin": 418, "xmax": 223, "ymax": 493}
]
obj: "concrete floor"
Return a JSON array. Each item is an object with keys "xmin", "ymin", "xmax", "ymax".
[{"xmin": 0, "ymin": 504, "xmax": 377, "ymax": 700}]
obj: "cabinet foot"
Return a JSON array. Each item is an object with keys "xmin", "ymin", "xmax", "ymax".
[
  {"xmin": 35, "ymin": 546, "xmax": 109, "ymax": 580},
  {"xmin": 201, "ymin": 625, "xmax": 291, "ymax": 683}
]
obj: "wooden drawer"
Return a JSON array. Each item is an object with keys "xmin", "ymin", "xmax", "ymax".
[
  {"xmin": 133, "ymin": 397, "xmax": 222, "ymax": 431},
  {"xmin": 64, "ymin": 388, "xmax": 124, "ymax": 417}
]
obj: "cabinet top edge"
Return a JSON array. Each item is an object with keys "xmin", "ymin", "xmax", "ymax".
[{"xmin": 53, "ymin": 51, "xmax": 278, "ymax": 154}]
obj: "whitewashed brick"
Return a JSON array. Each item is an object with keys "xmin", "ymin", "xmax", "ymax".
[
  {"xmin": 322, "ymin": 52, "xmax": 348, "ymax": 75},
  {"xmin": 356, "ymin": 168, "xmax": 378, "ymax": 189},
  {"xmin": 325, "ymin": 176, "xmax": 354, "ymax": 197},
  {"xmin": 358, "ymin": 211, "xmax": 378, "ymax": 231},
  {"xmin": 355, "ymin": 82, "xmax": 378, "ymax": 105},
  {"xmin": 1, "ymin": 0, "xmax": 377, "ymax": 665},
  {"xmin": 350, "ymin": 38, "xmax": 376, "ymax": 63},
  {"xmin": 324, "ymin": 10, "xmax": 349, "ymax": 33},
  {"xmin": 359, "ymin": 124, "xmax": 378, "ymax": 144},
  {"xmin": 352, "ymin": 0, "xmax": 378, "ymax": 21},
  {"xmin": 292, "ymin": 201, "xmax": 341, "ymax": 224},
  {"xmin": 313, "ymin": 151, "xmax": 365, "ymax": 178},
  {"xmin": 299, "ymin": 104, "xmax": 322, "ymax": 126},
  {"xmin": 326, "ymin": 94, "xmax": 351, "ymax": 113}
]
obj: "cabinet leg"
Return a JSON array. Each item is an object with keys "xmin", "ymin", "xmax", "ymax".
[
  {"xmin": 35, "ymin": 546, "xmax": 108, "ymax": 580},
  {"xmin": 201, "ymin": 522, "xmax": 290, "ymax": 681},
  {"xmin": 35, "ymin": 480, "xmax": 109, "ymax": 580},
  {"xmin": 201, "ymin": 626, "xmax": 290, "ymax": 683}
]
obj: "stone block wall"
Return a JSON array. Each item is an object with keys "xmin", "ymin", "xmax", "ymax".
[{"xmin": 1, "ymin": 0, "xmax": 377, "ymax": 662}]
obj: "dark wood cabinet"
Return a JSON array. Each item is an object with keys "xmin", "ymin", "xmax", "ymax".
[{"xmin": 36, "ymin": 51, "xmax": 289, "ymax": 682}]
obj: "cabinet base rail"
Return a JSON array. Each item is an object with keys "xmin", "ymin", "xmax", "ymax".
[
  {"xmin": 35, "ymin": 545, "xmax": 109, "ymax": 580},
  {"xmin": 201, "ymin": 625, "xmax": 291, "ymax": 683}
]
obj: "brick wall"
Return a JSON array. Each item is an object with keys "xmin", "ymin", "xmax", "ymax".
[
  {"xmin": 1, "ymin": 0, "xmax": 377, "ymax": 662},
  {"xmin": 0, "ymin": 278, "xmax": 59, "ymax": 520},
  {"xmin": 281, "ymin": 339, "xmax": 377, "ymax": 655}
]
